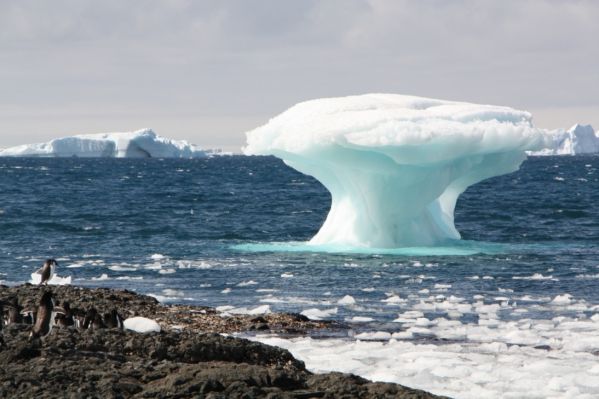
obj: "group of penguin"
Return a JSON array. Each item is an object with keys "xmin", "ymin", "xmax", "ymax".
[{"xmin": 1, "ymin": 259, "xmax": 124, "ymax": 339}]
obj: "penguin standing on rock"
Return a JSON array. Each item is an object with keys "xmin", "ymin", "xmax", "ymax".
[
  {"xmin": 103, "ymin": 309, "xmax": 124, "ymax": 330},
  {"xmin": 37, "ymin": 259, "xmax": 58, "ymax": 285},
  {"xmin": 30, "ymin": 291, "xmax": 55, "ymax": 338},
  {"xmin": 54, "ymin": 301, "xmax": 75, "ymax": 327},
  {"xmin": 6, "ymin": 296, "xmax": 23, "ymax": 324}
]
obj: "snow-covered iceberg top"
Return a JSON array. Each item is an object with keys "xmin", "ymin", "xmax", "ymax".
[
  {"xmin": 0, "ymin": 129, "xmax": 207, "ymax": 158},
  {"xmin": 528, "ymin": 124, "xmax": 599, "ymax": 156},
  {"xmin": 244, "ymin": 93, "xmax": 547, "ymax": 248}
]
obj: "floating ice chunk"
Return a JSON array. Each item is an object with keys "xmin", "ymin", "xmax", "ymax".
[
  {"xmin": 513, "ymin": 273, "xmax": 556, "ymax": 280},
  {"xmin": 150, "ymin": 253, "xmax": 166, "ymax": 260},
  {"xmin": 124, "ymin": 317, "xmax": 161, "ymax": 333},
  {"xmin": 529, "ymin": 124, "xmax": 599, "ymax": 155},
  {"xmin": 108, "ymin": 265, "xmax": 137, "ymax": 272},
  {"xmin": 355, "ymin": 331, "xmax": 392, "ymax": 341},
  {"xmin": 337, "ymin": 295, "xmax": 356, "ymax": 305},
  {"xmin": 552, "ymin": 294, "xmax": 573, "ymax": 305},
  {"xmin": 221, "ymin": 288, "xmax": 232, "ymax": 294},
  {"xmin": 382, "ymin": 295, "xmax": 406, "ymax": 304},
  {"xmin": 244, "ymin": 93, "xmax": 546, "ymax": 247},
  {"xmin": 162, "ymin": 289, "xmax": 184, "ymax": 297},
  {"xmin": 0, "ymin": 129, "xmax": 207, "ymax": 158},
  {"xmin": 91, "ymin": 273, "xmax": 110, "ymax": 281},
  {"xmin": 349, "ymin": 316, "xmax": 375, "ymax": 322},
  {"xmin": 219, "ymin": 304, "xmax": 271, "ymax": 315},
  {"xmin": 301, "ymin": 307, "xmax": 338, "ymax": 320},
  {"xmin": 281, "ymin": 272, "xmax": 294, "ymax": 278},
  {"xmin": 237, "ymin": 280, "xmax": 258, "ymax": 287},
  {"xmin": 29, "ymin": 272, "xmax": 72, "ymax": 285},
  {"xmin": 158, "ymin": 268, "xmax": 176, "ymax": 274}
]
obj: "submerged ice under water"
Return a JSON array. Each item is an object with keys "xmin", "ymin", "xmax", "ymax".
[{"xmin": 1, "ymin": 155, "xmax": 599, "ymax": 398}]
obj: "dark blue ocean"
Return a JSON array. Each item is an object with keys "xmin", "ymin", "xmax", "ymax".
[{"xmin": 1, "ymin": 155, "xmax": 598, "ymax": 327}]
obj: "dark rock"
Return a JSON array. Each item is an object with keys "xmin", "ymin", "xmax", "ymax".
[{"xmin": 0, "ymin": 285, "xmax": 447, "ymax": 399}]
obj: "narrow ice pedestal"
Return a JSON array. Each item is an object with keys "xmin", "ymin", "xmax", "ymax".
[{"xmin": 244, "ymin": 94, "xmax": 547, "ymax": 248}]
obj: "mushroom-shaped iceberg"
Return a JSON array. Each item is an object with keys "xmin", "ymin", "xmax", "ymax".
[{"xmin": 244, "ymin": 94, "xmax": 546, "ymax": 248}]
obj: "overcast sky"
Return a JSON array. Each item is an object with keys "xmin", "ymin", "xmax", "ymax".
[{"xmin": 0, "ymin": 0, "xmax": 597, "ymax": 151}]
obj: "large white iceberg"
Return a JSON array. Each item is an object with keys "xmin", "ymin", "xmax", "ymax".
[
  {"xmin": 0, "ymin": 129, "xmax": 207, "ymax": 158},
  {"xmin": 244, "ymin": 94, "xmax": 547, "ymax": 248},
  {"xmin": 528, "ymin": 124, "xmax": 599, "ymax": 155}
]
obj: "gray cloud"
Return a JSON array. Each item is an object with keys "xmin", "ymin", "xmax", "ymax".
[{"xmin": 0, "ymin": 0, "xmax": 597, "ymax": 150}]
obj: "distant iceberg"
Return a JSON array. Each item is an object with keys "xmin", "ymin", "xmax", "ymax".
[
  {"xmin": 528, "ymin": 124, "xmax": 599, "ymax": 156},
  {"xmin": 245, "ymin": 93, "xmax": 547, "ymax": 248},
  {"xmin": 0, "ymin": 129, "xmax": 207, "ymax": 158}
]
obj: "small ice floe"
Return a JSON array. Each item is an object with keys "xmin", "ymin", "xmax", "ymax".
[
  {"xmin": 219, "ymin": 305, "xmax": 271, "ymax": 316},
  {"xmin": 237, "ymin": 280, "xmax": 258, "ymax": 287},
  {"xmin": 552, "ymin": 294, "xmax": 573, "ymax": 305},
  {"xmin": 301, "ymin": 307, "xmax": 338, "ymax": 320},
  {"xmin": 221, "ymin": 288, "xmax": 232, "ymax": 294},
  {"xmin": 123, "ymin": 317, "xmax": 161, "ymax": 333},
  {"xmin": 281, "ymin": 272, "xmax": 294, "ymax": 278},
  {"xmin": 162, "ymin": 289, "xmax": 184, "ymax": 297},
  {"xmin": 108, "ymin": 265, "xmax": 137, "ymax": 272},
  {"xmin": 150, "ymin": 253, "xmax": 166, "ymax": 260},
  {"xmin": 361, "ymin": 287, "xmax": 376, "ymax": 292},
  {"xmin": 29, "ymin": 272, "xmax": 72, "ymax": 285},
  {"xmin": 91, "ymin": 273, "xmax": 110, "ymax": 281},
  {"xmin": 382, "ymin": 295, "xmax": 406, "ymax": 305},
  {"xmin": 355, "ymin": 331, "xmax": 392, "ymax": 341},
  {"xmin": 337, "ymin": 295, "xmax": 356, "ymax": 305},
  {"xmin": 177, "ymin": 260, "xmax": 212, "ymax": 269},
  {"xmin": 348, "ymin": 316, "xmax": 374, "ymax": 323},
  {"xmin": 158, "ymin": 268, "xmax": 176, "ymax": 274},
  {"xmin": 554, "ymin": 176, "xmax": 565, "ymax": 181},
  {"xmin": 513, "ymin": 273, "xmax": 557, "ymax": 281}
]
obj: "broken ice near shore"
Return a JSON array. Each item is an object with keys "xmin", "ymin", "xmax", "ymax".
[{"xmin": 244, "ymin": 93, "xmax": 547, "ymax": 248}]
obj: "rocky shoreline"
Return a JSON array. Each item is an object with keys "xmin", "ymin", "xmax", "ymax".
[{"xmin": 0, "ymin": 285, "xmax": 446, "ymax": 398}]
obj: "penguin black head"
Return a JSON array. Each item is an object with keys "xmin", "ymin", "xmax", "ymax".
[{"xmin": 45, "ymin": 259, "xmax": 59, "ymax": 267}]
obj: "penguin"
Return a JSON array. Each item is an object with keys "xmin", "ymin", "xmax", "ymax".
[
  {"xmin": 30, "ymin": 291, "xmax": 54, "ymax": 338},
  {"xmin": 82, "ymin": 307, "xmax": 97, "ymax": 329},
  {"xmin": 103, "ymin": 309, "xmax": 124, "ymax": 330},
  {"xmin": 6, "ymin": 296, "xmax": 23, "ymax": 324},
  {"xmin": 21, "ymin": 308, "xmax": 36, "ymax": 325},
  {"xmin": 92, "ymin": 313, "xmax": 106, "ymax": 330},
  {"xmin": 72, "ymin": 307, "xmax": 86, "ymax": 329},
  {"xmin": 37, "ymin": 259, "xmax": 58, "ymax": 286},
  {"xmin": 54, "ymin": 301, "xmax": 75, "ymax": 327}
]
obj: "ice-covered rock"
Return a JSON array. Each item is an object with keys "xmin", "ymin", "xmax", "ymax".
[
  {"xmin": 123, "ymin": 316, "xmax": 161, "ymax": 333},
  {"xmin": 529, "ymin": 124, "xmax": 599, "ymax": 155},
  {"xmin": 244, "ymin": 93, "xmax": 546, "ymax": 248},
  {"xmin": 0, "ymin": 129, "xmax": 207, "ymax": 158}
]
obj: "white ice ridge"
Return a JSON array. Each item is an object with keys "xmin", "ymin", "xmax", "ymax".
[
  {"xmin": 0, "ymin": 129, "xmax": 207, "ymax": 158},
  {"xmin": 244, "ymin": 94, "xmax": 546, "ymax": 247},
  {"xmin": 528, "ymin": 124, "xmax": 599, "ymax": 156}
]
